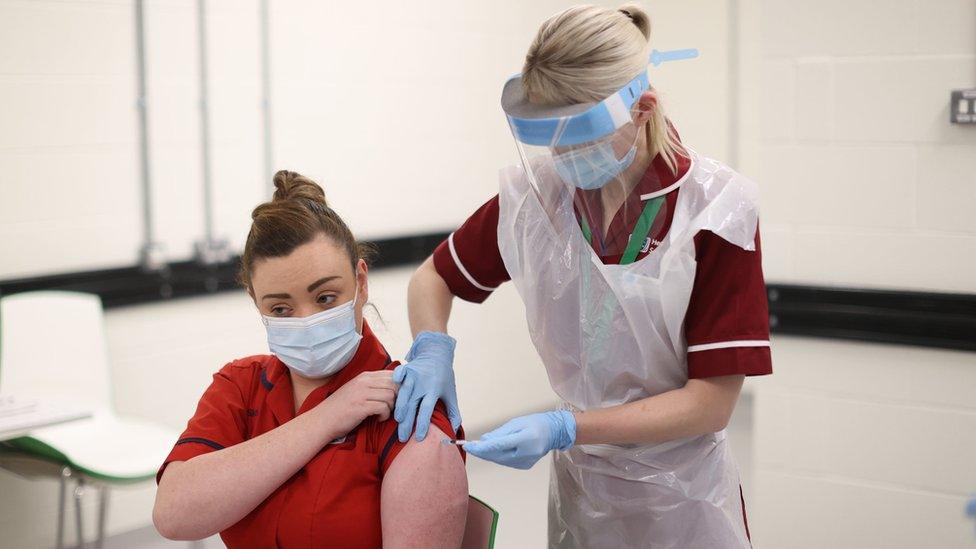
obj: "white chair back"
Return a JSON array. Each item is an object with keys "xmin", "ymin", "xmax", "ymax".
[{"xmin": 0, "ymin": 291, "xmax": 113, "ymax": 412}]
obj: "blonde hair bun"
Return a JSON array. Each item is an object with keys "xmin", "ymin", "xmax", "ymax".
[
  {"xmin": 618, "ymin": 4, "xmax": 651, "ymax": 39},
  {"xmin": 521, "ymin": 3, "xmax": 686, "ymax": 174}
]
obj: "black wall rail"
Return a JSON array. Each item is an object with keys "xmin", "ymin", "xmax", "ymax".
[
  {"xmin": 767, "ymin": 284, "xmax": 976, "ymax": 352},
  {"xmin": 0, "ymin": 232, "xmax": 450, "ymax": 309},
  {"xmin": 1, "ymin": 232, "xmax": 974, "ymax": 352}
]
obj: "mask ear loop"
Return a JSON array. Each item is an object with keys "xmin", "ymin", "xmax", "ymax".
[
  {"xmin": 629, "ymin": 98, "xmax": 655, "ymax": 161},
  {"xmin": 604, "ymin": 122, "xmax": 642, "ymax": 168}
]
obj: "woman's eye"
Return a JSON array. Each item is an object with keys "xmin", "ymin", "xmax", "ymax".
[
  {"xmin": 271, "ymin": 306, "xmax": 289, "ymax": 316},
  {"xmin": 317, "ymin": 294, "xmax": 336, "ymax": 305}
]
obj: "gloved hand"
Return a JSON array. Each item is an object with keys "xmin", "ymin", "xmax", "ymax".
[
  {"xmin": 392, "ymin": 331, "xmax": 461, "ymax": 442},
  {"xmin": 463, "ymin": 410, "xmax": 576, "ymax": 470}
]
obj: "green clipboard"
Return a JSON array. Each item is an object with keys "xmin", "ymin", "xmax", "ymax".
[{"xmin": 462, "ymin": 495, "xmax": 499, "ymax": 549}]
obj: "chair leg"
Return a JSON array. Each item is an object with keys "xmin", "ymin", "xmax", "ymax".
[
  {"xmin": 57, "ymin": 467, "xmax": 71, "ymax": 549},
  {"xmin": 74, "ymin": 478, "xmax": 85, "ymax": 549},
  {"xmin": 95, "ymin": 485, "xmax": 109, "ymax": 549}
]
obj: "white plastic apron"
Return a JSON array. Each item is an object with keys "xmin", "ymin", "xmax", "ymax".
[{"xmin": 497, "ymin": 151, "xmax": 759, "ymax": 548}]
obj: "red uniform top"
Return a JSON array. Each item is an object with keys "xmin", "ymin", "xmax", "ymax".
[
  {"xmin": 157, "ymin": 321, "xmax": 462, "ymax": 549},
  {"xmin": 433, "ymin": 151, "xmax": 773, "ymax": 379}
]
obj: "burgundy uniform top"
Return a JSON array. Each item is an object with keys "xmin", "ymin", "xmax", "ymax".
[{"xmin": 433, "ymin": 151, "xmax": 772, "ymax": 379}]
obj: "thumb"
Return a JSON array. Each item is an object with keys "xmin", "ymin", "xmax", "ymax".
[
  {"xmin": 463, "ymin": 438, "xmax": 501, "ymax": 457},
  {"xmin": 392, "ymin": 363, "xmax": 408, "ymax": 384},
  {"xmin": 446, "ymin": 401, "xmax": 462, "ymax": 433},
  {"xmin": 462, "ymin": 440, "xmax": 487, "ymax": 457}
]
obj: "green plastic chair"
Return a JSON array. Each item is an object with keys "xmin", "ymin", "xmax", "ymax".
[
  {"xmin": 462, "ymin": 495, "xmax": 499, "ymax": 549},
  {"xmin": 0, "ymin": 291, "xmax": 178, "ymax": 548}
]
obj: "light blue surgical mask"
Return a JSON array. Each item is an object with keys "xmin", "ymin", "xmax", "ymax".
[
  {"xmin": 262, "ymin": 290, "xmax": 362, "ymax": 379},
  {"xmin": 552, "ymin": 139, "xmax": 638, "ymax": 190}
]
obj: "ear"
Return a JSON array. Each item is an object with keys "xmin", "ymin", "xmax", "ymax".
[
  {"xmin": 633, "ymin": 90, "xmax": 658, "ymax": 126},
  {"xmin": 356, "ymin": 259, "xmax": 369, "ymax": 303}
]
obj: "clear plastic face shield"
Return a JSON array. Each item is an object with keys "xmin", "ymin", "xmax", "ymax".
[{"xmin": 501, "ymin": 49, "xmax": 698, "ymax": 260}]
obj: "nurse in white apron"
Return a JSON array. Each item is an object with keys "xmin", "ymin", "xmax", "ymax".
[{"xmin": 394, "ymin": 4, "xmax": 773, "ymax": 547}]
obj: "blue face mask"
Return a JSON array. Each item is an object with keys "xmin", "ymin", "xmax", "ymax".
[
  {"xmin": 262, "ymin": 290, "xmax": 362, "ymax": 379},
  {"xmin": 552, "ymin": 139, "xmax": 638, "ymax": 190}
]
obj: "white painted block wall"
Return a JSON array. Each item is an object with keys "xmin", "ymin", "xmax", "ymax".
[
  {"xmin": 0, "ymin": 0, "xmax": 730, "ymax": 280},
  {"xmin": 752, "ymin": 338, "xmax": 976, "ymax": 548},
  {"xmin": 739, "ymin": 0, "xmax": 976, "ymax": 293},
  {"xmin": 737, "ymin": 0, "xmax": 976, "ymax": 547}
]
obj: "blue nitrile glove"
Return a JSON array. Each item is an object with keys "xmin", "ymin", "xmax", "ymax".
[
  {"xmin": 464, "ymin": 410, "xmax": 576, "ymax": 470},
  {"xmin": 393, "ymin": 332, "xmax": 461, "ymax": 442}
]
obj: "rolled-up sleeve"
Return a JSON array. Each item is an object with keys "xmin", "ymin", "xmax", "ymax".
[
  {"xmin": 685, "ymin": 228, "xmax": 773, "ymax": 379},
  {"xmin": 432, "ymin": 196, "xmax": 511, "ymax": 303}
]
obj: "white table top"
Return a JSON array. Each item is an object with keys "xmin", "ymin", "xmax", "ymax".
[{"xmin": 0, "ymin": 396, "xmax": 91, "ymax": 442}]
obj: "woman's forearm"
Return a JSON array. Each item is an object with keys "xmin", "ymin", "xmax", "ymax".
[
  {"xmin": 407, "ymin": 256, "xmax": 454, "ymax": 337},
  {"xmin": 573, "ymin": 375, "xmax": 744, "ymax": 445},
  {"xmin": 154, "ymin": 405, "xmax": 342, "ymax": 540}
]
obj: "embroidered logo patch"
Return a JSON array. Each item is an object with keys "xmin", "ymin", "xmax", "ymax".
[{"xmin": 641, "ymin": 237, "xmax": 652, "ymax": 253}]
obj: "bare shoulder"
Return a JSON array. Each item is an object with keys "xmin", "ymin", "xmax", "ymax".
[
  {"xmin": 386, "ymin": 425, "xmax": 465, "ymax": 476},
  {"xmin": 380, "ymin": 426, "xmax": 468, "ymax": 549}
]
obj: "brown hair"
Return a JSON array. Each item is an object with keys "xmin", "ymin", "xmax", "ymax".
[{"xmin": 239, "ymin": 170, "xmax": 373, "ymax": 289}]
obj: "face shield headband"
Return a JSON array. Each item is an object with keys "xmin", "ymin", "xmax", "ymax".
[{"xmin": 501, "ymin": 48, "xmax": 699, "ymax": 148}]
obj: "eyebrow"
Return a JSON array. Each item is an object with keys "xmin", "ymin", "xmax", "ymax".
[
  {"xmin": 260, "ymin": 276, "xmax": 342, "ymax": 302},
  {"xmin": 306, "ymin": 276, "xmax": 341, "ymax": 293}
]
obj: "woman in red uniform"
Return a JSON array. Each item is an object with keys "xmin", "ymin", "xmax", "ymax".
[{"xmin": 153, "ymin": 171, "xmax": 467, "ymax": 548}]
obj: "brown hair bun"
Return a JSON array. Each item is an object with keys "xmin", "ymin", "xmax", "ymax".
[
  {"xmin": 271, "ymin": 170, "xmax": 328, "ymax": 207},
  {"xmin": 240, "ymin": 169, "xmax": 373, "ymax": 288}
]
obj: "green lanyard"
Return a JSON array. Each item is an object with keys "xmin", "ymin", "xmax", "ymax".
[{"xmin": 578, "ymin": 196, "xmax": 665, "ymax": 265}]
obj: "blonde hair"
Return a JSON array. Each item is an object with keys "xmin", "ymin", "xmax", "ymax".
[{"xmin": 522, "ymin": 3, "xmax": 686, "ymax": 173}]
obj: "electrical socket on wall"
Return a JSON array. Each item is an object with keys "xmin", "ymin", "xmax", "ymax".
[{"xmin": 950, "ymin": 89, "xmax": 976, "ymax": 124}]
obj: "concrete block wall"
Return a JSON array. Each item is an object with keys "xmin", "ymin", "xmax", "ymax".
[
  {"xmin": 752, "ymin": 337, "xmax": 976, "ymax": 547},
  {"xmin": 737, "ymin": 1, "xmax": 976, "ymax": 547},
  {"xmin": 0, "ymin": 0, "xmax": 264, "ymax": 279},
  {"xmin": 738, "ymin": 0, "xmax": 976, "ymax": 293},
  {"xmin": 0, "ymin": 0, "xmax": 732, "ymax": 280}
]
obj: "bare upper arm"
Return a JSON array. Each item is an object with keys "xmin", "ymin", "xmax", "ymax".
[
  {"xmin": 157, "ymin": 460, "xmax": 185, "ymax": 487},
  {"xmin": 380, "ymin": 425, "xmax": 468, "ymax": 549}
]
